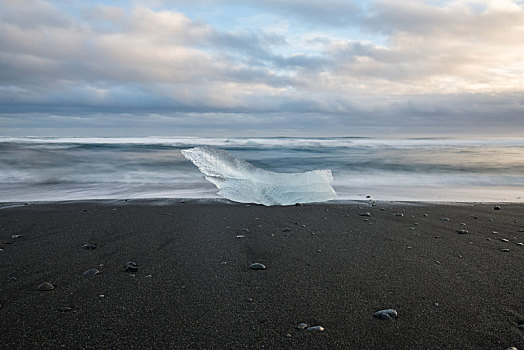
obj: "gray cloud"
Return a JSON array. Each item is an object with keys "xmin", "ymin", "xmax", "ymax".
[{"xmin": 1, "ymin": 0, "xmax": 524, "ymax": 137}]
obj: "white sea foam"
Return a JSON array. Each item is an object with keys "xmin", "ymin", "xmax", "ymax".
[{"xmin": 181, "ymin": 146, "xmax": 337, "ymax": 206}]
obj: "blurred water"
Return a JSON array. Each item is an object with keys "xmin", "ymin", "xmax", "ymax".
[{"xmin": 1, "ymin": 136, "xmax": 524, "ymax": 202}]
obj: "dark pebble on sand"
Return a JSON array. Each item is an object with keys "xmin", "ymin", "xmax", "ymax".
[
  {"xmin": 374, "ymin": 309, "xmax": 398, "ymax": 320},
  {"xmin": 249, "ymin": 263, "xmax": 266, "ymax": 270},
  {"xmin": 297, "ymin": 323, "xmax": 308, "ymax": 329},
  {"xmin": 307, "ymin": 326, "xmax": 325, "ymax": 332},
  {"xmin": 283, "ymin": 227, "xmax": 291, "ymax": 232},
  {"xmin": 494, "ymin": 206, "xmax": 501, "ymax": 210},
  {"xmin": 457, "ymin": 230, "xmax": 469, "ymax": 234},
  {"xmin": 500, "ymin": 238, "xmax": 509, "ymax": 242},
  {"xmin": 83, "ymin": 269, "xmax": 100, "ymax": 277},
  {"xmin": 125, "ymin": 261, "xmax": 139, "ymax": 272},
  {"xmin": 295, "ymin": 203, "xmax": 303, "ymax": 206},
  {"xmin": 441, "ymin": 218, "xmax": 450, "ymax": 221},
  {"xmin": 82, "ymin": 243, "xmax": 97, "ymax": 250},
  {"xmin": 501, "ymin": 248, "xmax": 510, "ymax": 252},
  {"xmin": 518, "ymin": 324, "xmax": 524, "ymax": 330},
  {"xmin": 60, "ymin": 306, "xmax": 73, "ymax": 312},
  {"xmin": 395, "ymin": 213, "xmax": 404, "ymax": 217},
  {"xmin": 38, "ymin": 282, "xmax": 55, "ymax": 291},
  {"xmin": 360, "ymin": 212, "xmax": 371, "ymax": 217}
]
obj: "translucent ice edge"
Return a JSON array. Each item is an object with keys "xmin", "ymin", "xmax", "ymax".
[{"xmin": 181, "ymin": 146, "xmax": 337, "ymax": 206}]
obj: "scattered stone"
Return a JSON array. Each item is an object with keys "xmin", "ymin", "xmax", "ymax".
[
  {"xmin": 363, "ymin": 219, "xmax": 369, "ymax": 222},
  {"xmin": 517, "ymin": 243, "xmax": 523, "ymax": 246},
  {"xmin": 38, "ymin": 282, "xmax": 55, "ymax": 291},
  {"xmin": 59, "ymin": 306, "xmax": 73, "ymax": 312},
  {"xmin": 0, "ymin": 248, "xmax": 3, "ymax": 252},
  {"xmin": 518, "ymin": 324, "xmax": 524, "ymax": 330},
  {"xmin": 518, "ymin": 229, "xmax": 524, "ymax": 232},
  {"xmin": 380, "ymin": 208, "xmax": 385, "ymax": 211},
  {"xmin": 11, "ymin": 235, "xmax": 22, "ymax": 239},
  {"xmin": 306, "ymin": 326, "xmax": 325, "ymax": 332},
  {"xmin": 236, "ymin": 235, "xmax": 246, "ymax": 239},
  {"xmin": 460, "ymin": 223, "xmax": 467, "ymax": 226},
  {"xmin": 472, "ymin": 216, "xmax": 478, "ymax": 219},
  {"xmin": 283, "ymin": 227, "xmax": 291, "ymax": 232},
  {"xmin": 494, "ymin": 206, "xmax": 501, "ymax": 210},
  {"xmin": 486, "ymin": 238, "xmax": 491, "ymax": 241},
  {"xmin": 441, "ymin": 218, "xmax": 450, "ymax": 221},
  {"xmin": 239, "ymin": 228, "xmax": 249, "ymax": 233},
  {"xmin": 360, "ymin": 212, "xmax": 371, "ymax": 217},
  {"xmin": 501, "ymin": 248, "xmax": 510, "ymax": 252},
  {"xmin": 488, "ymin": 218, "xmax": 494, "ymax": 222},
  {"xmin": 493, "ymin": 231, "xmax": 499, "ymax": 234},
  {"xmin": 505, "ymin": 347, "xmax": 517, "ymax": 350},
  {"xmin": 82, "ymin": 243, "xmax": 97, "ymax": 250},
  {"xmin": 99, "ymin": 294, "xmax": 105, "ymax": 298},
  {"xmin": 500, "ymin": 238, "xmax": 509, "ymax": 242},
  {"xmin": 295, "ymin": 203, "xmax": 303, "ymax": 206},
  {"xmin": 374, "ymin": 309, "xmax": 398, "ymax": 320},
  {"xmin": 249, "ymin": 263, "xmax": 266, "ymax": 270},
  {"xmin": 146, "ymin": 274, "xmax": 152, "ymax": 278},
  {"xmin": 457, "ymin": 230, "xmax": 469, "ymax": 234},
  {"xmin": 220, "ymin": 261, "xmax": 227, "ymax": 265},
  {"xmin": 423, "ymin": 214, "xmax": 428, "ymax": 217},
  {"xmin": 395, "ymin": 213, "xmax": 404, "ymax": 217},
  {"xmin": 246, "ymin": 298, "xmax": 253, "ymax": 302},
  {"xmin": 366, "ymin": 195, "xmax": 371, "ymax": 198},
  {"xmin": 125, "ymin": 261, "xmax": 139, "ymax": 272},
  {"xmin": 83, "ymin": 269, "xmax": 100, "ymax": 277},
  {"xmin": 297, "ymin": 323, "xmax": 308, "ymax": 329}
]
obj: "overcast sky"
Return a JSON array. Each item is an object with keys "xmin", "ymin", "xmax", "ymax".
[{"xmin": 1, "ymin": 0, "xmax": 524, "ymax": 137}]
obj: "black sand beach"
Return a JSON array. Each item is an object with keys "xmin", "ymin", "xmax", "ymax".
[{"xmin": 0, "ymin": 200, "xmax": 523, "ymax": 349}]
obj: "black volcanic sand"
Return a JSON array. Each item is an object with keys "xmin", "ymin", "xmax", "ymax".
[{"xmin": 0, "ymin": 200, "xmax": 523, "ymax": 349}]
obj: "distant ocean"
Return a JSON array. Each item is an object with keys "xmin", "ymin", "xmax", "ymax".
[{"xmin": 1, "ymin": 136, "xmax": 524, "ymax": 203}]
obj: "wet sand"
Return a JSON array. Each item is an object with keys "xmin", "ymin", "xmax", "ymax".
[{"xmin": 0, "ymin": 200, "xmax": 523, "ymax": 349}]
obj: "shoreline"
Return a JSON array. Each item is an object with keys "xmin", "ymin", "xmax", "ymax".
[{"xmin": 1, "ymin": 201, "xmax": 523, "ymax": 348}]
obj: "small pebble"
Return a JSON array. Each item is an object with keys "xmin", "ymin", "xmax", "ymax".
[
  {"xmin": 249, "ymin": 263, "xmax": 266, "ymax": 270},
  {"xmin": 505, "ymin": 347, "xmax": 517, "ymax": 350},
  {"xmin": 283, "ymin": 228, "xmax": 291, "ymax": 232},
  {"xmin": 59, "ymin": 306, "xmax": 73, "ymax": 312},
  {"xmin": 125, "ymin": 261, "xmax": 139, "ymax": 272},
  {"xmin": 423, "ymin": 213, "xmax": 428, "ymax": 217},
  {"xmin": 360, "ymin": 212, "xmax": 371, "ymax": 217},
  {"xmin": 517, "ymin": 242, "xmax": 523, "ymax": 246},
  {"xmin": 220, "ymin": 261, "xmax": 227, "ymax": 265},
  {"xmin": 11, "ymin": 235, "xmax": 22, "ymax": 239},
  {"xmin": 83, "ymin": 269, "xmax": 100, "ymax": 277},
  {"xmin": 374, "ymin": 309, "xmax": 398, "ymax": 320},
  {"xmin": 380, "ymin": 208, "xmax": 385, "ymax": 211},
  {"xmin": 457, "ymin": 230, "xmax": 469, "ymax": 234},
  {"xmin": 492, "ymin": 231, "xmax": 498, "ymax": 234},
  {"xmin": 286, "ymin": 333, "xmax": 292, "ymax": 338},
  {"xmin": 501, "ymin": 248, "xmax": 510, "ymax": 252},
  {"xmin": 38, "ymin": 282, "xmax": 55, "ymax": 291},
  {"xmin": 500, "ymin": 238, "xmax": 509, "ymax": 242},
  {"xmin": 99, "ymin": 294, "xmax": 105, "ymax": 298},
  {"xmin": 82, "ymin": 243, "xmax": 97, "ymax": 250},
  {"xmin": 441, "ymin": 218, "xmax": 450, "ymax": 221},
  {"xmin": 518, "ymin": 229, "xmax": 524, "ymax": 232},
  {"xmin": 146, "ymin": 274, "xmax": 152, "ymax": 278},
  {"xmin": 460, "ymin": 223, "xmax": 466, "ymax": 226},
  {"xmin": 494, "ymin": 206, "xmax": 501, "ymax": 210},
  {"xmin": 236, "ymin": 235, "xmax": 246, "ymax": 239},
  {"xmin": 246, "ymin": 298, "xmax": 253, "ymax": 302},
  {"xmin": 395, "ymin": 213, "xmax": 404, "ymax": 217},
  {"xmin": 297, "ymin": 323, "xmax": 308, "ymax": 329},
  {"xmin": 518, "ymin": 324, "xmax": 524, "ymax": 330},
  {"xmin": 306, "ymin": 326, "xmax": 325, "ymax": 332}
]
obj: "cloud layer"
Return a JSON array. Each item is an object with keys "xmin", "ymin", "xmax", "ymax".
[{"xmin": 1, "ymin": 0, "xmax": 523, "ymax": 136}]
